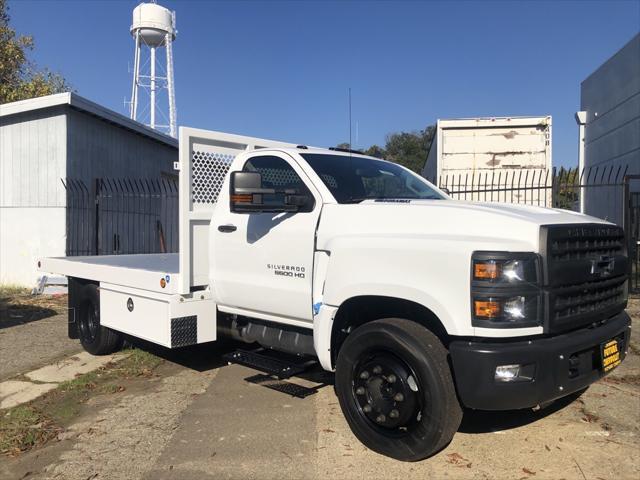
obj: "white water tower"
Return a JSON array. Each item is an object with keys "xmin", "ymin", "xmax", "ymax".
[{"xmin": 129, "ymin": 1, "xmax": 177, "ymax": 137}]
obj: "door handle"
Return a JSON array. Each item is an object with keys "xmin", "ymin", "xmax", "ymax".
[{"xmin": 218, "ymin": 224, "xmax": 237, "ymax": 233}]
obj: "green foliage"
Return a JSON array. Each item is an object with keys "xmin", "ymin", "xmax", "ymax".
[
  {"xmin": 384, "ymin": 126, "xmax": 435, "ymax": 173},
  {"xmin": 554, "ymin": 167, "xmax": 579, "ymax": 210},
  {"xmin": 0, "ymin": 0, "xmax": 70, "ymax": 104},
  {"xmin": 335, "ymin": 125, "xmax": 435, "ymax": 173},
  {"xmin": 363, "ymin": 144, "xmax": 386, "ymax": 159}
]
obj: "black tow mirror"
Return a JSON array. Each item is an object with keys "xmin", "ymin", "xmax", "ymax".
[
  {"xmin": 230, "ymin": 171, "xmax": 271, "ymax": 213},
  {"xmin": 232, "ymin": 171, "xmax": 262, "ymax": 192}
]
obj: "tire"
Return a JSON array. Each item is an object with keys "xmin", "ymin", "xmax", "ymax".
[
  {"xmin": 335, "ymin": 318, "xmax": 462, "ymax": 461},
  {"xmin": 77, "ymin": 284, "xmax": 123, "ymax": 355}
]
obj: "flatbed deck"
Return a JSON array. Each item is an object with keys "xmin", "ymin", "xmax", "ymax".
[{"xmin": 40, "ymin": 254, "xmax": 180, "ymax": 294}]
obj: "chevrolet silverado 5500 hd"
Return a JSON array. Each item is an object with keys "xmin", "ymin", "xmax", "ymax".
[{"xmin": 39, "ymin": 127, "xmax": 631, "ymax": 461}]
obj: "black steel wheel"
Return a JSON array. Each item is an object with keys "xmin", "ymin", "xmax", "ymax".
[
  {"xmin": 78, "ymin": 299, "xmax": 100, "ymax": 345},
  {"xmin": 352, "ymin": 352, "xmax": 424, "ymax": 432},
  {"xmin": 335, "ymin": 318, "xmax": 462, "ymax": 461},
  {"xmin": 77, "ymin": 283, "xmax": 123, "ymax": 355}
]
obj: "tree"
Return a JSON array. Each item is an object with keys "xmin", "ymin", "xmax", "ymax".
[
  {"xmin": 0, "ymin": 0, "xmax": 70, "ymax": 104},
  {"xmin": 384, "ymin": 126, "xmax": 435, "ymax": 173},
  {"xmin": 333, "ymin": 126, "xmax": 435, "ymax": 171},
  {"xmin": 363, "ymin": 144, "xmax": 386, "ymax": 159}
]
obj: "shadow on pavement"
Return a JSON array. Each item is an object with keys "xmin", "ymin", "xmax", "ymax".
[
  {"xmin": 0, "ymin": 304, "xmax": 58, "ymax": 329},
  {"xmin": 125, "ymin": 337, "xmax": 241, "ymax": 372},
  {"xmin": 459, "ymin": 388, "xmax": 587, "ymax": 434},
  {"xmin": 128, "ymin": 338, "xmax": 336, "ymax": 399}
]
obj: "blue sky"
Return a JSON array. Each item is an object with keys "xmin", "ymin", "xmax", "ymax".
[{"xmin": 8, "ymin": 0, "xmax": 640, "ymax": 167}]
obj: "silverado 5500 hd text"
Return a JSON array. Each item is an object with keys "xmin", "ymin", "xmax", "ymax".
[{"xmin": 39, "ymin": 127, "xmax": 631, "ymax": 461}]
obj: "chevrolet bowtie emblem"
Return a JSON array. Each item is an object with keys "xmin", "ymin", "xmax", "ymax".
[{"xmin": 591, "ymin": 256, "xmax": 614, "ymax": 277}]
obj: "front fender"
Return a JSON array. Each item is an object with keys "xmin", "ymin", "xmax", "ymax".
[{"xmin": 319, "ymin": 235, "xmax": 535, "ymax": 338}]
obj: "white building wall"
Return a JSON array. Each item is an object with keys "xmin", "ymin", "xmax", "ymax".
[
  {"xmin": 0, "ymin": 107, "xmax": 67, "ymax": 207},
  {"xmin": 0, "ymin": 208, "xmax": 66, "ymax": 285},
  {"xmin": 0, "ymin": 108, "xmax": 67, "ymax": 285}
]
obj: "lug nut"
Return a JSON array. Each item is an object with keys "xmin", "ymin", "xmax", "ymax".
[
  {"xmin": 359, "ymin": 371, "xmax": 370, "ymax": 379},
  {"xmin": 355, "ymin": 387, "xmax": 365, "ymax": 395},
  {"xmin": 389, "ymin": 409, "xmax": 399, "ymax": 419},
  {"xmin": 363, "ymin": 404, "xmax": 372, "ymax": 413},
  {"xmin": 376, "ymin": 414, "xmax": 386, "ymax": 423},
  {"xmin": 373, "ymin": 365, "xmax": 382, "ymax": 374},
  {"xmin": 394, "ymin": 393, "xmax": 404, "ymax": 402},
  {"xmin": 387, "ymin": 374, "xmax": 397, "ymax": 383}
]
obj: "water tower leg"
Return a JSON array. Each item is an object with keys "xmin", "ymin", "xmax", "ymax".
[
  {"xmin": 130, "ymin": 30, "xmax": 141, "ymax": 120},
  {"xmin": 166, "ymin": 33, "xmax": 176, "ymax": 138},
  {"xmin": 150, "ymin": 46, "xmax": 156, "ymax": 129}
]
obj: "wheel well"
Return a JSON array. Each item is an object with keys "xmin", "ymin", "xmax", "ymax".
[{"xmin": 331, "ymin": 296, "xmax": 450, "ymax": 366}]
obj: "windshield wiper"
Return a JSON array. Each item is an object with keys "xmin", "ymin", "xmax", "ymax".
[{"xmin": 343, "ymin": 197, "xmax": 382, "ymax": 204}]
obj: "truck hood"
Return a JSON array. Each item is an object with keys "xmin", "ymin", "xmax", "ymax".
[{"xmin": 316, "ymin": 199, "xmax": 611, "ymax": 252}]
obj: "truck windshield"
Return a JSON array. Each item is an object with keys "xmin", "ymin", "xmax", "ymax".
[{"xmin": 301, "ymin": 153, "xmax": 446, "ymax": 204}]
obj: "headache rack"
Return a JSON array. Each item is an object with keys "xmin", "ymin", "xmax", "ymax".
[{"xmin": 541, "ymin": 224, "xmax": 628, "ymax": 333}]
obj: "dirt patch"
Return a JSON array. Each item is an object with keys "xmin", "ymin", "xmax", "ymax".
[
  {"xmin": 0, "ymin": 349, "xmax": 162, "ymax": 456},
  {"xmin": 0, "ymin": 286, "xmax": 66, "ymax": 327}
]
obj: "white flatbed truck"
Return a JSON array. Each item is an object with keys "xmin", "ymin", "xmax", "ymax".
[{"xmin": 39, "ymin": 127, "xmax": 631, "ymax": 461}]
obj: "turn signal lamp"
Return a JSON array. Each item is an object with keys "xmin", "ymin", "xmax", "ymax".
[
  {"xmin": 474, "ymin": 261, "xmax": 499, "ymax": 280},
  {"xmin": 231, "ymin": 194, "xmax": 253, "ymax": 203},
  {"xmin": 474, "ymin": 300, "xmax": 501, "ymax": 318}
]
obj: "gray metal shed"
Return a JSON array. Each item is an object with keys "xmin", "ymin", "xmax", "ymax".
[
  {"xmin": 580, "ymin": 34, "xmax": 640, "ymax": 225},
  {"xmin": 0, "ymin": 92, "xmax": 178, "ymax": 285}
]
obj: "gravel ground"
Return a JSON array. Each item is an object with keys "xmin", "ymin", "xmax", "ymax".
[{"xmin": 1, "ymin": 303, "xmax": 639, "ymax": 479}]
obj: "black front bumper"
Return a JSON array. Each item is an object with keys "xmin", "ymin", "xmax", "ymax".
[{"xmin": 449, "ymin": 311, "xmax": 631, "ymax": 410}]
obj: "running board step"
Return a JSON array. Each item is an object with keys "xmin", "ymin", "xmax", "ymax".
[{"xmin": 223, "ymin": 349, "xmax": 310, "ymax": 379}]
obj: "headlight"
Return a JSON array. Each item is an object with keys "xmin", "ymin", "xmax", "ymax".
[
  {"xmin": 472, "ymin": 294, "xmax": 540, "ymax": 327},
  {"xmin": 472, "ymin": 254, "xmax": 539, "ymax": 285},
  {"xmin": 471, "ymin": 252, "xmax": 542, "ymax": 328}
]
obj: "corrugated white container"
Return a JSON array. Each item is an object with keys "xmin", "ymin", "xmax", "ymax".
[{"xmin": 422, "ymin": 116, "xmax": 552, "ymax": 206}]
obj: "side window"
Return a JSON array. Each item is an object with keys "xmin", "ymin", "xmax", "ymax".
[{"xmin": 243, "ymin": 155, "xmax": 315, "ymax": 212}]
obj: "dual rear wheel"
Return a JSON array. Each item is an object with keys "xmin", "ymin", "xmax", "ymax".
[
  {"xmin": 335, "ymin": 318, "xmax": 462, "ymax": 461},
  {"xmin": 77, "ymin": 284, "xmax": 123, "ymax": 355}
]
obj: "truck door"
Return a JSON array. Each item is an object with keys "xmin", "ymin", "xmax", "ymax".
[{"xmin": 211, "ymin": 152, "xmax": 322, "ymax": 324}]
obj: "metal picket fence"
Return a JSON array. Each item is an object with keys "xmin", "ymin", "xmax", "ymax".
[
  {"xmin": 438, "ymin": 165, "xmax": 628, "ymax": 209},
  {"xmin": 624, "ymin": 176, "xmax": 640, "ymax": 292},
  {"xmin": 63, "ymin": 177, "xmax": 179, "ymax": 257}
]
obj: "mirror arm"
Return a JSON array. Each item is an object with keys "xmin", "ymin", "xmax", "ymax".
[{"xmin": 234, "ymin": 187, "xmax": 276, "ymax": 195}]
